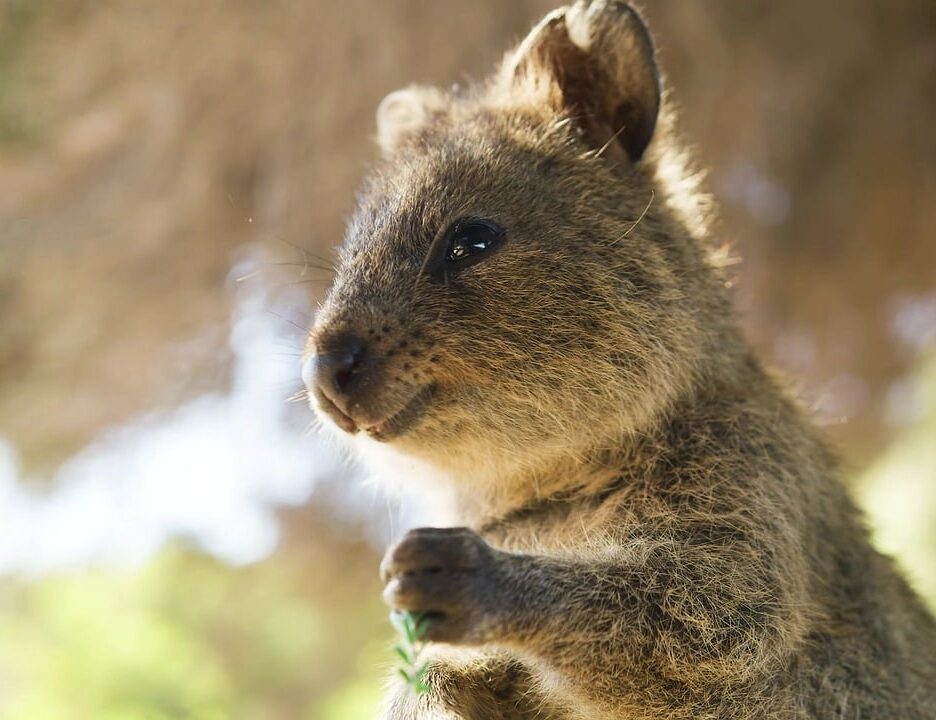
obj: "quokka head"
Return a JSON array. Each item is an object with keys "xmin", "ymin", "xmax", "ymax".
[{"xmin": 305, "ymin": 1, "xmax": 730, "ymax": 484}]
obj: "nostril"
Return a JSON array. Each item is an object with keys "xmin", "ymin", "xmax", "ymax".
[
  {"xmin": 326, "ymin": 336, "xmax": 367, "ymax": 395},
  {"xmin": 304, "ymin": 333, "xmax": 368, "ymax": 403},
  {"xmin": 334, "ymin": 367, "xmax": 352, "ymax": 392},
  {"xmin": 333, "ymin": 361, "xmax": 354, "ymax": 393}
]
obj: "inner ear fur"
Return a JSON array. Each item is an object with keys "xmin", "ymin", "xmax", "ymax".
[{"xmin": 503, "ymin": 0, "xmax": 660, "ymax": 162}]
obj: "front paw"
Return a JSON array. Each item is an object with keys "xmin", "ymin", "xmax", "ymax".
[{"xmin": 380, "ymin": 527, "xmax": 504, "ymax": 645}]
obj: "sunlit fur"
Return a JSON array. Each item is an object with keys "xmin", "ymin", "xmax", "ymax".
[{"xmin": 308, "ymin": 2, "xmax": 936, "ymax": 718}]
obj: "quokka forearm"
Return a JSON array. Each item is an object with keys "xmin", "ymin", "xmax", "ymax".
[
  {"xmin": 382, "ymin": 527, "xmax": 802, "ymax": 697},
  {"xmin": 496, "ymin": 550, "xmax": 798, "ymax": 684}
]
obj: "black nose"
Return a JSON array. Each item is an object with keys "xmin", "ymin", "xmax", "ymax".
[{"xmin": 303, "ymin": 334, "xmax": 367, "ymax": 402}]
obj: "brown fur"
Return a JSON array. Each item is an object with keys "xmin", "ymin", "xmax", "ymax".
[{"xmin": 304, "ymin": 2, "xmax": 936, "ymax": 718}]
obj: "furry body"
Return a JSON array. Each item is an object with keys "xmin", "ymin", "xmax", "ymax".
[{"xmin": 305, "ymin": 2, "xmax": 936, "ymax": 717}]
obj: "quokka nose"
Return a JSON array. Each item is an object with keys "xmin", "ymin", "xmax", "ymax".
[{"xmin": 302, "ymin": 334, "xmax": 368, "ymax": 402}]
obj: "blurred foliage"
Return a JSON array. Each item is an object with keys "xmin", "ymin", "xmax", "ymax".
[
  {"xmin": 859, "ymin": 352, "xmax": 936, "ymax": 610},
  {"xmin": 0, "ymin": 543, "xmax": 389, "ymax": 720}
]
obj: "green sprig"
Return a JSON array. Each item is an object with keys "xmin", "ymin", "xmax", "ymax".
[{"xmin": 390, "ymin": 611, "xmax": 431, "ymax": 696}]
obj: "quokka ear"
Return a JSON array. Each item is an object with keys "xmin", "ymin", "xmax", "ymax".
[
  {"xmin": 503, "ymin": 0, "xmax": 660, "ymax": 162},
  {"xmin": 375, "ymin": 85, "xmax": 446, "ymax": 155}
]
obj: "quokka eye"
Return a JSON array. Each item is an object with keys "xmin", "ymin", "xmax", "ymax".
[{"xmin": 440, "ymin": 219, "xmax": 505, "ymax": 270}]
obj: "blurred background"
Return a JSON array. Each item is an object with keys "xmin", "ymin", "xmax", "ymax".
[{"xmin": 0, "ymin": 1, "xmax": 934, "ymax": 717}]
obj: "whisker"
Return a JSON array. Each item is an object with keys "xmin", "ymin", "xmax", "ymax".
[
  {"xmin": 235, "ymin": 265, "xmax": 334, "ymax": 285},
  {"xmin": 270, "ymin": 234, "xmax": 338, "ymax": 272},
  {"xmin": 271, "ymin": 278, "xmax": 335, "ymax": 290},
  {"xmin": 266, "ymin": 259, "xmax": 336, "ymax": 274},
  {"xmin": 609, "ymin": 190, "xmax": 655, "ymax": 245},
  {"xmin": 267, "ymin": 310, "xmax": 309, "ymax": 334},
  {"xmin": 591, "ymin": 123, "xmax": 629, "ymax": 160},
  {"xmin": 304, "ymin": 417, "xmax": 324, "ymax": 436},
  {"xmin": 235, "ymin": 270, "xmax": 263, "ymax": 283}
]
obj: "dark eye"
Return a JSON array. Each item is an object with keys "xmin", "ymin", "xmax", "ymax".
[{"xmin": 441, "ymin": 219, "xmax": 505, "ymax": 269}]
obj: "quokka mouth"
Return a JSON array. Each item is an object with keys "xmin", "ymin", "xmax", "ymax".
[
  {"xmin": 364, "ymin": 384, "xmax": 435, "ymax": 441},
  {"xmin": 314, "ymin": 387, "xmax": 359, "ymax": 434}
]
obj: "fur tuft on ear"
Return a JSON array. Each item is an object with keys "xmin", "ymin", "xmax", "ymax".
[
  {"xmin": 502, "ymin": 0, "xmax": 660, "ymax": 162},
  {"xmin": 375, "ymin": 86, "xmax": 445, "ymax": 155}
]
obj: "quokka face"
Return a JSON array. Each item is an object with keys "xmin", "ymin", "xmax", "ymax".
[{"xmin": 305, "ymin": 1, "xmax": 725, "ymax": 479}]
